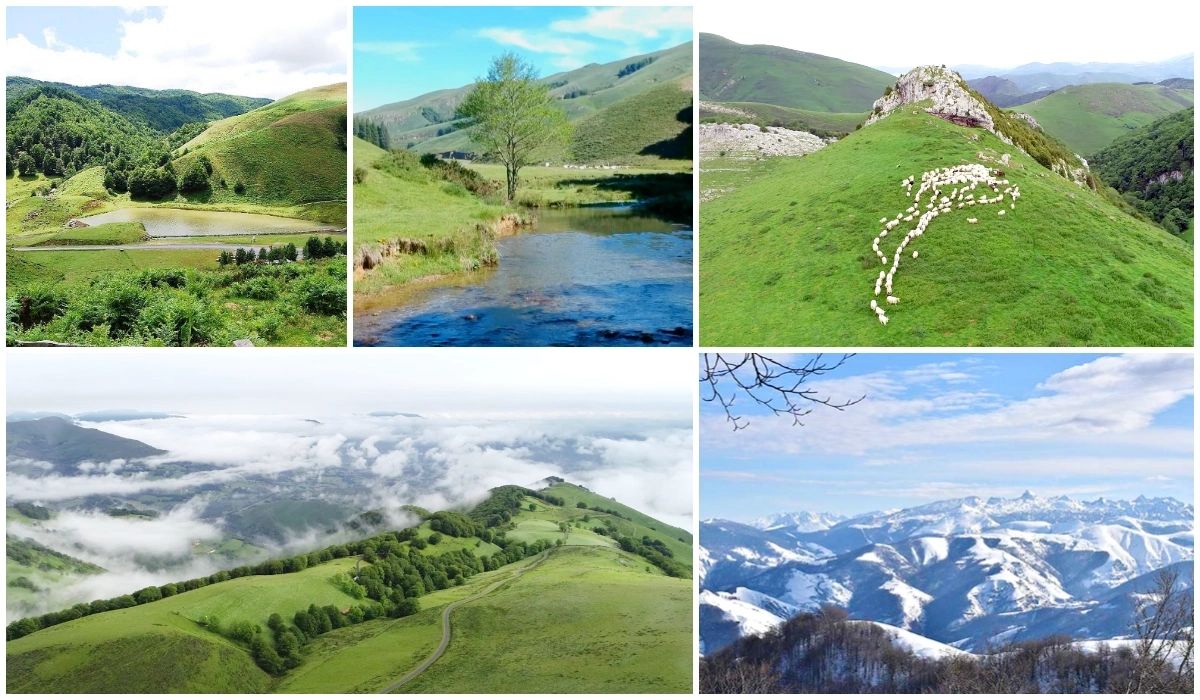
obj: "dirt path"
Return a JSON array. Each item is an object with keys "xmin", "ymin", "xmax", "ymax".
[{"xmin": 377, "ymin": 549, "xmax": 550, "ymax": 694}]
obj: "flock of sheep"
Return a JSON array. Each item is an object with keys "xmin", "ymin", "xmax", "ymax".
[{"xmin": 869, "ymin": 163, "xmax": 1021, "ymax": 325}]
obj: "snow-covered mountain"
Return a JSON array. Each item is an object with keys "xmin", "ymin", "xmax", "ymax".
[
  {"xmin": 754, "ymin": 510, "xmax": 845, "ymax": 533},
  {"xmin": 701, "ymin": 494, "xmax": 1194, "ymax": 655}
]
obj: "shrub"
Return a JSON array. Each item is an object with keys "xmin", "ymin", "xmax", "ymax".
[
  {"xmin": 177, "ymin": 160, "xmax": 209, "ymax": 193},
  {"xmin": 293, "ymin": 275, "xmax": 346, "ymax": 316},
  {"xmin": 11, "ymin": 283, "xmax": 68, "ymax": 329},
  {"xmin": 136, "ymin": 293, "xmax": 220, "ymax": 347},
  {"xmin": 230, "ymin": 276, "xmax": 279, "ymax": 300},
  {"xmin": 233, "ymin": 180, "xmax": 246, "ymax": 195},
  {"xmin": 353, "ymin": 166, "xmax": 367, "ymax": 184}
]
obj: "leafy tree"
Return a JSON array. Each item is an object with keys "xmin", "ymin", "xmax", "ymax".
[
  {"xmin": 456, "ymin": 52, "xmax": 571, "ymax": 202},
  {"xmin": 178, "ymin": 160, "xmax": 209, "ymax": 193},
  {"xmin": 17, "ymin": 153, "xmax": 37, "ymax": 176}
]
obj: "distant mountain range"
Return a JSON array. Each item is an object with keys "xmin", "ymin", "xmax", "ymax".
[
  {"xmin": 954, "ymin": 55, "xmax": 1195, "ymax": 90},
  {"xmin": 701, "ymin": 494, "xmax": 1195, "ymax": 655}
]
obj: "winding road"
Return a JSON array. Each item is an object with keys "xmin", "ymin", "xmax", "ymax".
[{"xmin": 377, "ymin": 549, "xmax": 550, "ymax": 694}]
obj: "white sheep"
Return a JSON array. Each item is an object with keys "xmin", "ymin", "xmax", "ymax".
[
  {"xmin": 998, "ymin": 210, "xmax": 1006, "ymax": 216},
  {"xmin": 967, "ymin": 217, "xmax": 978, "ymax": 224},
  {"xmin": 886, "ymin": 295, "xmax": 899, "ymax": 304},
  {"xmin": 912, "ymin": 250, "xmax": 919, "ymax": 259}
]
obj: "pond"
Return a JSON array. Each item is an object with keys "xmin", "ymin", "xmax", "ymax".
[
  {"xmin": 354, "ymin": 205, "xmax": 693, "ymax": 346},
  {"xmin": 77, "ymin": 208, "xmax": 332, "ymax": 238}
]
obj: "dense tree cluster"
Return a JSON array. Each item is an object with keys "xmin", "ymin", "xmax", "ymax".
[
  {"xmin": 467, "ymin": 485, "xmax": 545, "ymax": 527},
  {"xmin": 617, "ymin": 56, "xmax": 656, "ymax": 78},
  {"xmin": 353, "ymin": 117, "xmax": 390, "ymax": 150},
  {"xmin": 613, "ymin": 535, "xmax": 687, "ymax": 578},
  {"xmin": 13, "ymin": 502, "xmax": 51, "ymax": 520},
  {"xmin": 5, "ymin": 88, "xmax": 158, "ymax": 180},
  {"xmin": 1091, "ymin": 108, "xmax": 1194, "ymax": 236}
]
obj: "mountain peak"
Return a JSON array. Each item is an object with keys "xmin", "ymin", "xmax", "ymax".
[{"xmin": 1019, "ymin": 489, "xmax": 1036, "ymax": 500}]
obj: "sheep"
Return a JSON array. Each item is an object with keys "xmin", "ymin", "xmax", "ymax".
[
  {"xmin": 879, "ymin": 217, "xmax": 887, "ymax": 224},
  {"xmin": 998, "ymin": 210, "xmax": 1006, "ymax": 216},
  {"xmin": 912, "ymin": 250, "xmax": 919, "ymax": 259},
  {"xmin": 967, "ymin": 217, "xmax": 977, "ymax": 223},
  {"xmin": 870, "ymin": 299, "xmax": 878, "ymax": 311},
  {"xmin": 886, "ymin": 295, "xmax": 899, "ymax": 304}
]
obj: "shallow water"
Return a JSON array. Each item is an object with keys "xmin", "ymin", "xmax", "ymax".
[
  {"xmin": 355, "ymin": 206, "xmax": 693, "ymax": 347},
  {"xmin": 77, "ymin": 208, "xmax": 328, "ymax": 237}
]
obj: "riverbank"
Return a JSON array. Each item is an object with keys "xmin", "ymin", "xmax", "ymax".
[{"xmin": 352, "ymin": 154, "xmax": 692, "ymax": 303}]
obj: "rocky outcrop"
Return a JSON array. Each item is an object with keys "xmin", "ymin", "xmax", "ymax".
[
  {"xmin": 1011, "ymin": 112, "xmax": 1040, "ymax": 130},
  {"xmin": 866, "ymin": 66, "xmax": 997, "ymax": 134},
  {"xmin": 699, "ymin": 123, "xmax": 828, "ymax": 159}
]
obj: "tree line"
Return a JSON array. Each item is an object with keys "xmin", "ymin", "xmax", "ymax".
[
  {"xmin": 217, "ymin": 237, "xmax": 346, "ymax": 267},
  {"xmin": 354, "ymin": 117, "xmax": 390, "ymax": 150}
]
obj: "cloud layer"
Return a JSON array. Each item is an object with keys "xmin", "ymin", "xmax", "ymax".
[{"xmin": 6, "ymin": 6, "xmax": 347, "ymax": 98}]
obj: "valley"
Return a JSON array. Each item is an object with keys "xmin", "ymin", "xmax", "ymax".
[
  {"xmin": 352, "ymin": 15, "xmax": 693, "ymax": 346},
  {"xmin": 6, "ymin": 79, "xmax": 348, "ymax": 346}
]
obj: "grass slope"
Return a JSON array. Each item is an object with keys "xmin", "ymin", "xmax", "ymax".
[
  {"xmin": 1015, "ymin": 83, "xmax": 1194, "ymax": 155},
  {"xmin": 570, "ymin": 80, "xmax": 692, "ymax": 162},
  {"xmin": 175, "ymin": 84, "xmax": 347, "ymax": 213},
  {"xmin": 700, "ymin": 109, "xmax": 1193, "ymax": 346},
  {"xmin": 5, "ymin": 559, "xmax": 365, "ymax": 693},
  {"xmin": 699, "ymin": 33, "xmax": 895, "ymax": 112},
  {"xmin": 399, "ymin": 546, "xmax": 691, "ymax": 693}
]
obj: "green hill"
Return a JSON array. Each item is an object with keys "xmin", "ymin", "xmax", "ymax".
[
  {"xmin": 1015, "ymin": 83, "xmax": 1194, "ymax": 155},
  {"xmin": 700, "ymin": 109, "xmax": 1193, "ymax": 346},
  {"xmin": 174, "ymin": 84, "xmax": 347, "ymax": 210},
  {"xmin": 359, "ymin": 42, "xmax": 693, "ymax": 159},
  {"xmin": 6, "ymin": 482, "xmax": 692, "ymax": 693},
  {"xmin": 570, "ymin": 80, "xmax": 693, "ymax": 162},
  {"xmin": 1091, "ymin": 108, "xmax": 1194, "ymax": 240},
  {"xmin": 698, "ymin": 33, "xmax": 895, "ymax": 112},
  {"xmin": 6, "ymin": 76, "xmax": 269, "ymax": 133}
]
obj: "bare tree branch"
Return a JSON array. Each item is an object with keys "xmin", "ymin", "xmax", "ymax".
[{"xmin": 700, "ymin": 353, "xmax": 864, "ymax": 430}]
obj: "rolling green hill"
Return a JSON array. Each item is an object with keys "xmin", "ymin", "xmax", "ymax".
[
  {"xmin": 1092, "ymin": 107, "xmax": 1194, "ymax": 239},
  {"xmin": 359, "ymin": 42, "xmax": 693, "ymax": 160},
  {"xmin": 174, "ymin": 84, "xmax": 347, "ymax": 211},
  {"xmin": 6, "ymin": 482, "xmax": 692, "ymax": 693},
  {"xmin": 699, "ymin": 33, "xmax": 895, "ymax": 112},
  {"xmin": 1015, "ymin": 83, "xmax": 1194, "ymax": 155},
  {"xmin": 6, "ymin": 76, "xmax": 270, "ymax": 133},
  {"xmin": 700, "ymin": 109, "xmax": 1193, "ymax": 346}
]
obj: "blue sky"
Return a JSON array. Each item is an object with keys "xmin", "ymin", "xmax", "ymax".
[
  {"xmin": 701, "ymin": 353, "xmax": 1194, "ymax": 522},
  {"xmin": 353, "ymin": 5, "xmax": 692, "ymax": 111},
  {"xmin": 6, "ymin": 6, "xmax": 346, "ymax": 99}
]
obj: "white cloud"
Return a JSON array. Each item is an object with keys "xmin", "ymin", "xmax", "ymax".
[
  {"xmin": 5, "ymin": 5, "xmax": 347, "ymax": 99},
  {"xmin": 477, "ymin": 28, "xmax": 595, "ymax": 57},
  {"xmin": 705, "ymin": 354, "xmax": 1193, "ymax": 463},
  {"xmin": 550, "ymin": 6, "xmax": 693, "ymax": 42}
]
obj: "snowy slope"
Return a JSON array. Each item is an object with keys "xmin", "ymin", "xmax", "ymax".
[{"xmin": 700, "ymin": 494, "xmax": 1195, "ymax": 654}]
